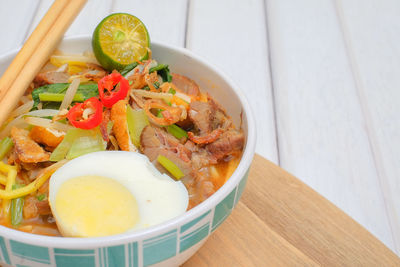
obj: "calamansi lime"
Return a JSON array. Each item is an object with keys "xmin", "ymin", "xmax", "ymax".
[{"xmin": 92, "ymin": 13, "xmax": 150, "ymax": 71}]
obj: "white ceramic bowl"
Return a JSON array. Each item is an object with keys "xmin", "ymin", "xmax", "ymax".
[{"xmin": 0, "ymin": 36, "xmax": 256, "ymax": 267}]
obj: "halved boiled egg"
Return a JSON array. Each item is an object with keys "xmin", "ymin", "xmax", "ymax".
[{"xmin": 48, "ymin": 151, "xmax": 188, "ymax": 237}]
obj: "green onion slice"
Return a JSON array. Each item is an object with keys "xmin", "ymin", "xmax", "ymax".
[
  {"xmin": 39, "ymin": 92, "xmax": 85, "ymax": 102},
  {"xmin": 157, "ymin": 155, "xmax": 184, "ymax": 180}
]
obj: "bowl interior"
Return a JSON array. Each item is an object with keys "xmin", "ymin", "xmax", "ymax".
[{"xmin": 0, "ymin": 36, "xmax": 255, "ymax": 248}]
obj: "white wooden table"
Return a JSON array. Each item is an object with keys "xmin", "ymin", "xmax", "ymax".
[{"xmin": 1, "ymin": 0, "xmax": 399, "ymax": 257}]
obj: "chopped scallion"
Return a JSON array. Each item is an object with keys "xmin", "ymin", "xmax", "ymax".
[
  {"xmin": 0, "ymin": 137, "xmax": 13, "ymax": 160},
  {"xmin": 39, "ymin": 92, "xmax": 85, "ymax": 102},
  {"xmin": 167, "ymin": 124, "xmax": 188, "ymax": 139},
  {"xmin": 157, "ymin": 155, "xmax": 184, "ymax": 180},
  {"xmin": 11, "ymin": 184, "xmax": 24, "ymax": 226},
  {"xmin": 168, "ymin": 88, "xmax": 176, "ymax": 95},
  {"xmin": 36, "ymin": 194, "xmax": 46, "ymax": 201},
  {"xmin": 126, "ymin": 107, "xmax": 150, "ymax": 147}
]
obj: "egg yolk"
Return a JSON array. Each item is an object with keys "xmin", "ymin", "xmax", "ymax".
[{"xmin": 55, "ymin": 175, "xmax": 139, "ymax": 237}]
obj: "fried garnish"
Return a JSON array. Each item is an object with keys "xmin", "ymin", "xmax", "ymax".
[
  {"xmin": 11, "ymin": 127, "xmax": 50, "ymax": 163},
  {"xmin": 127, "ymin": 69, "xmax": 147, "ymax": 89},
  {"xmin": 110, "ymin": 100, "xmax": 136, "ymax": 152},
  {"xmin": 29, "ymin": 126, "xmax": 64, "ymax": 148}
]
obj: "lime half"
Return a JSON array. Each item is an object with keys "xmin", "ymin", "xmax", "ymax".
[{"xmin": 92, "ymin": 13, "xmax": 150, "ymax": 71}]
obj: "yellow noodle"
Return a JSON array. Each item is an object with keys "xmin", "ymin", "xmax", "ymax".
[
  {"xmin": 0, "ymin": 173, "xmax": 7, "ymax": 185},
  {"xmin": 2, "ymin": 168, "xmax": 17, "ymax": 219},
  {"xmin": 0, "ymin": 160, "xmax": 67, "ymax": 200}
]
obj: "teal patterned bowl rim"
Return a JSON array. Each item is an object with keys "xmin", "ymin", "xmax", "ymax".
[{"xmin": 0, "ymin": 36, "xmax": 256, "ymax": 249}]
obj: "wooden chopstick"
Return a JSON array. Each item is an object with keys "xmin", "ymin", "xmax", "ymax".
[
  {"xmin": 0, "ymin": 0, "xmax": 87, "ymax": 126},
  {"xmin": 0, "ymin": 0, "xmax": 69, "ymax": 101}
]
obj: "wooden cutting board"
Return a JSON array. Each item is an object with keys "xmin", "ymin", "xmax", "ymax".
[{"xmin": 183, "ymin": 154, "xmax": 400, "ymax": 266}]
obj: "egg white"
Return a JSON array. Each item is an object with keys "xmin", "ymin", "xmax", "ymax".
[{"xmin": 48, "ymin": 151, "xmax": 189, "ymax": 236}]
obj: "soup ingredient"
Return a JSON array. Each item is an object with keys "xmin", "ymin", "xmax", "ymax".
[
  {"xmin": 29, "ymin": 126, "xmax": 65, "ymax": 148},
  {"xmin": 92, "ymin": 13, "xmax": 150, "ymax": 71},
  {"xmin": 0, "ymin": 137, "xmax": 13, "ymax": 159},
  {"xmin": 11, "ymin": 184, "xmax": 24, "ymax": 226},
  {"xmin": 48, "ymin": 151, "xmax": 188, "ymax": 237},
  {"xmin": 49, "ymin": 54, "xmax": 98, "ymax": 70},
  {"xmin": 149, "ymin": 64, "xmax": 172, "ymax": 83},
  {"xmin": 66, "ymin": 128, "xmax": 106, "ymax": 159},
  {"xmin": 67, "ymin": 97, "xmax": 103, "ymax": 129},
  {"xmin": 0, "ymin": 109, "xmax": 60, "ymax": 140},
  {"xmin": 39, "ymin": 92, "xmax": 84, "ymax": 102},
  {"xmin": 10, "ymin": 127, "xmax": 50, "ymax": 163},
  {"xmin": 0, "ymin": 163, "xmax": 17, "ymax": 221},
  {"xmin": 157, "ymin": 155, "xmax": 184, "ymax": 180},
  {"xmin": 144, "ymin": 100, "xmax": 184, "ymax": 126},
  {"xmin": 171, "ymin": 73, "xmax": 200, "ymax": 97},
  {"xmin": 54, "ymin": 175, "xmax": 139, "ymax": 237},
  {"xmin": 0, "ymin": 160, "xmax": 66, "ymax": 200},
  {"xmin": 110, "ymin": 100, "xmax": 136, "ymax": 151},
  {"xmin": 24, "ymin": 117, "xmax": 72, "ymax": 133},
  {"xmin": 50, "ymin": 127, "xmax": 106, "ymax": 161},
  {"xmin": 59, "ymin": 78, "xmax": 81, "ymax": 111},
  {"xmin": 166, "ymin": 124, "xmax": 188, "ymax": 140},
  {"xmin": 32, "ymin": 83, "xmax": 98, "ymax": 110},
  {"xmin": 126, "ymin": 106, "xmax": 149, "ymax": 148},
  {"xmin": 98, "ymin": 72, "xmax": 129, "ymax": 107}
]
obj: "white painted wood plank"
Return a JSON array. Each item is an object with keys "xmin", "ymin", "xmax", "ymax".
[
  {"xmin": 28, "ymin": 0, "xmax": 113, "ymax": 38},
  {"xmin": 112, "ymin": 0, "xmax": 188, "ymax": 47},
  {"xmin": 265, "ymin": 0, "xmax": 395, "ymax": 251},
  {"xmin": 335, "ymin": 0, "xmax": 400, "ymax": 253},
  {"xmin": 0, "ymin": 0, "xmax": 39, "ymax": 54},
  {"xmin": 187, "ymin": 0, "xmax": 278, "ymax": 163}
]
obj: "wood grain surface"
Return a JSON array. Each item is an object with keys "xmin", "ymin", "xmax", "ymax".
[{"xmin": 183, "ymin": 154, "xmax": 400, "ymax": 266}]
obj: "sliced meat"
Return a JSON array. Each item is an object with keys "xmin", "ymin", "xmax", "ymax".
[
  {"xmin": 140, "ymin": 126, "xmax": 192, "ymax": 176},
  {"xmin": 23, "ymin": 196, "xmax": 51, "ymax": 219},
  {"xmin": 34, "ymin": 71, "xmax": 69, "ymax": 86},
  {"xmin": 208, "ymin": 98, "xmax": 232, "ymax": 130},
  {"xmin": 29, "ymin": 126, "xmax": 64, "ymax": 148},
  {"xmin": 206, "ymin": 130, "xmax": 244, "ymax": 160},
  {"xmin": 188, "ymin": 101, "xmax": 212, "ymax": 135},
  {"xmin": 172, "ymin": 73, "xmax": 200, "ymax": 96},
  {"xmin": 83, "ymin": 63, "xmax": 107, "ymax": 82},
  {"xmin": 23, "ymin": 196, "xmax": 38, "ymax": 219},
  {"xmin": 11, "ymin": 127, "xmax": 50, "ymax": 163},
  {"xmin": 36, "ymin": 200, "xmax": 51, "ymax": 215},
  {"xmin": 191, "ymin": 148, "xmax": 217, "ymax": 170},
  {"xmin": 110, "ymin": 100, "xmax": 136, "ymax": 152}
]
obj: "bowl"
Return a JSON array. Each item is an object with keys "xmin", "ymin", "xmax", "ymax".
[{"xmin": 0, "ymin": 36, "xmax": 256, "ymax": 267}]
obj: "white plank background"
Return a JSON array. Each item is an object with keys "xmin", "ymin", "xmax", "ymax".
[{"xmin": 0, "ymin": 0, "xmax": 399, "ymax": 257}]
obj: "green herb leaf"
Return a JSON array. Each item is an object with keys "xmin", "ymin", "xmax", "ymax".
[
  {"xmin": 121, "ymin": 62, "xmax": 139, "ymax": 76},
  {"xmin": 31, "ymin": 83, "xmax": 99, "ymax": 110},
  {"xmin": 168, "ymin": 88, "xmax": 176, "ymax": 95},
  {"xmin": 149, "ymin": 64, "xmax": 172, "ymax": 82}
]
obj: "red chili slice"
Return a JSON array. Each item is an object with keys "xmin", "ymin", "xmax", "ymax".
[
  {"xmin": 67, "ymin": 97, "xmax": 103, "ymax": 129},
  {"xmin": 98, "ymin": 72, "xmax": 129, "ymax": 108}
]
